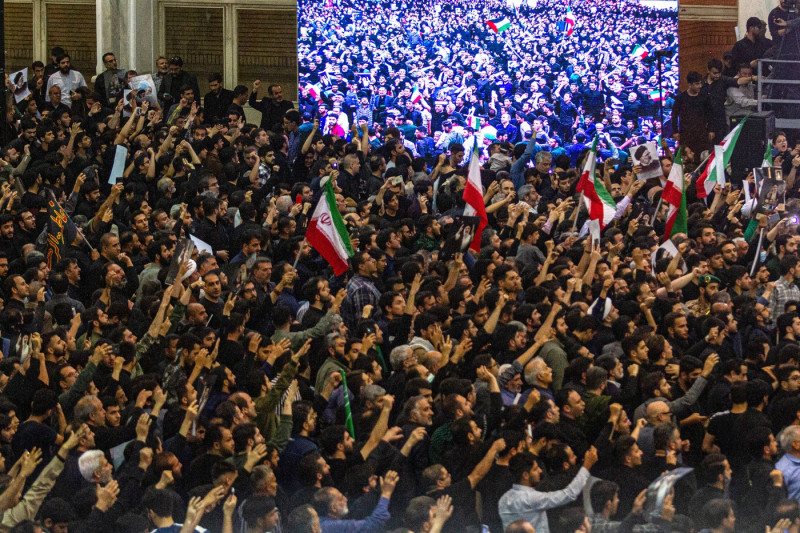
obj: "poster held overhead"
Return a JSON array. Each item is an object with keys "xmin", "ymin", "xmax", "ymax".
[{"xmin": 109, "ymin": 146, "xmax": 128, "ymax": 185}]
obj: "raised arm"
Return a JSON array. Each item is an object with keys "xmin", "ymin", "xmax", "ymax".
[
  {"xmin": 301, "ymin": 118, "xmax": 320, "ymax": 155},
  {"xmin": 115, "ymin": 105, "xmax": 140, "ymax": 145},
  {"xmin": 467, "ymin": 438, "xmax": 506, "ymax": 489},
  {"xmin": 360, "ymin": 395, "xmax": 393, "ymax": 460}
]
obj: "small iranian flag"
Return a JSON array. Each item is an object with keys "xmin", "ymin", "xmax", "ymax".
[
  {"xmin": 306, "ymin": 179, "xmax": 354, "ymax": 275},
  {"xmin": 695, "ymin": 118, "xmax": 746, "ymax": 198},
  {"xmin": 486, "ymin": 17, "xmax": 511, "ymax": 33},
  {"xmin": 463, "ymin": 142, "xmax": 488, "ymax": 251},
  {"xmin": 306, "ymin": 83, "xmax": 323, "ymax": 101},
  {"xmin": 576, "ymin": 137, "xmax": 617, "ymax": 230},
  {"xmin": 630, "ymin": 45, "xmax": 649, "ymax": 60},
  {"xmin": 649, "ymin": 89, "xmax": 664, "ymax": 101},
  {"xmin": 466, "ymin": 115, "xmax": 482, "ymax": 129},
  {"xmin": 763, "ymin": 144, "xmax": 773, "ymax": 167},
  {"xmin": 662, "ymin": 149, "xmax": 687, "ymax": 240},
  {"xmin": 565, "ymin": 8, "xmax": 575, "ymax": 36},
  {"xmin": 410, "ymin": 85, "xmax": 422, "ymax": 104}
]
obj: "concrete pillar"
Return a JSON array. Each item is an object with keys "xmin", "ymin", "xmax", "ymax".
[
  {"xmin": 32, "ymin": 0, "xmax": 47, "ymax": 64},
  {"xmin": 96, "ymin": 0, "xmax": 155, "ymax": 76}
]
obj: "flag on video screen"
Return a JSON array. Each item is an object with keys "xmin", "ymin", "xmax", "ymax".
[
  {"xmin": 649, "ymin": 90, "xmax": 664, "ymax": 101},
  {"xmin": 306, "ymin": 83, "xmax": 323, "ymax": 101},
  {"xmin": 466, "ymin": 116, "xmax": 482, "ymax": 129},
  {"xmin": 411, "ymin": 85, "xmax": 422, "ymax": 104},
  {"xmin": 631, "ymin": 45, "xmax": 649, "ymax": 60},
  {"xmin": 565, "ymin": 8, "xmax": 575, "ymax": 36},
  {"xmin": 486, "ymin": 17, "xmax": 511, "ymax": 33}
]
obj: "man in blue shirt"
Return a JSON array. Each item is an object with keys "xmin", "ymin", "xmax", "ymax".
[{"xmin": 313, "ymin": 470, "xmax": 398, "ymax": 533}]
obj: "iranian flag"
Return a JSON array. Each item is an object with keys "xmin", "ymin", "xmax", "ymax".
[
  {"xmin": 576, "ymin": 137, "xmax": 617, "ymax": 229},
  {"xmin": 649, "ymin": 89, "xmax": 664, "ymax": 101},
  {"xmin": 463, "ymin": 142, "xmax": 488, "ymax": 251},
  {"xmin": 306, "ymin": 179, "xmax": 354, "ymax": 275},
  {"xmin": 486, "ymin": 17, "xmax": 511, "ymax": 33},
  {"xmin": 763, "ymin": 144, "xmax": 773, "ymax": 167},
  {"xmin": 306, "ymin": 83, "xmax": 323, "ymax": 101},
  {"xmin": 466, "ymin": 115, "xmax": 482, "ymax": 129},
  {"xmin": 662, "ymin": 149, "xmax": 687, "ymax": 240},
  {"xmin": 630, "ymin": 45, "xmax": 649, "ymax": 60},
  {"xmin": 565, "ymin": 8, "xmax": 575, "ymax": 36},
  {"xmin": 695, "ymin": 118, "xmax": 746, "ymax": 198},
  {"xmin": 410, "ymin": 85, "xmax": 422, "ymax": 104}
]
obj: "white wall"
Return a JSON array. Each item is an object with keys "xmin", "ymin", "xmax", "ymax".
[{"xmin": 739, "ymin": 0, "xmax": 776, "ymax": 40}]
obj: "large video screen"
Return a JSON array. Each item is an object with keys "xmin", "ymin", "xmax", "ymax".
[{"xmin": 297, "ymin": 0, "xmax": 678, "ymax": 155}]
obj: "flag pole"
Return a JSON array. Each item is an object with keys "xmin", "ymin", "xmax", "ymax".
[
  {"xmin": 292, "ymin": 238, "xmax": 307, "ymax": 270},
  {"xmin": 750, "ymin": 227, "xmax": 765, "ymax": 277},
  {"xmin": 571, "ymin": 192, "xmax": 583, "ymax": 232},
  {"xmin": 652, "ymin": 194, "xmax": 663, "ymax": 224},
  {"xmin": 47, "ymin": 189, "xmax": 95, "ymax": 252},
  {"xmin": 340, "ymin": 369, "xmax": 355, "ymax": 438}
]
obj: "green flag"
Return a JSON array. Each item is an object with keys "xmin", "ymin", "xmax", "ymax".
[
  {"xmin": 340, "ymin": 370, "xmax": 355, "ymax": 438},
  {"xmin": 763, "ymin": 144, "xmax": 773, "ymax": 167}
]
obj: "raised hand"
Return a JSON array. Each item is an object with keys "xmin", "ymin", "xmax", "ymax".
[
  {"xmin": 136, "ymin": 413, "xmax": 152, "ymax": 441},
  {"xmin": 380, "ymin": 470, "xmax": 400, "ymax": 497},
  {"xmin": 95, "ymin": 480, "xmax": 120, "ymax": 511}
]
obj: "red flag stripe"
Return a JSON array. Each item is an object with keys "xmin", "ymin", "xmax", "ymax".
[{"xmin": 306, "ymin": 219, "xmax": 349, "ymax": 276}]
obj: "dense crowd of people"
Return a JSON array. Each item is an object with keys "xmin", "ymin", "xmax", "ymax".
[
  {"xmin": 297, "ymin": 0, "xmax": 680, "ymax": 162},
  {"xmin": 0, "ymin": 7, "xmax": 795, "ymax": 532}
]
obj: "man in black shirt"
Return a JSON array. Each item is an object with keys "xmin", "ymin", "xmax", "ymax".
[
  {"xmin": 732, "ymin": 18, "xmax": 774, "ymax": 70},
  {"xmin": 606, "ymin": 112, "xmax": 633, "ymax": 151},
  {"xmin": 671, "ymin": 71, "xmax": 711, "ymax": 155},
  {"xmin": 702, "ymin": 58, "xmax": 756, "ymax": 140},
  {"xmin": 94, "ymin": 52, "xmax": 126, "ymax": 108},
  {"xmin": 250, "ymin": 80, "xmax": 294, "ymax": 134},
  {"xmin": 157, "ymin": 56, "xmax": 200, "ymax": 110},
  {"xmin": 203, "ymin": 73, "xmax": 235, "ymax": 124}
]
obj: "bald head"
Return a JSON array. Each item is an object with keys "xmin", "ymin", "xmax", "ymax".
[
  {"xmin": 187, "ymin": 303, "xmax": 207, "ymax": 325},
  {"xmin": 646, "ymin": 400, "xmax": 670, "ymax": 423}
]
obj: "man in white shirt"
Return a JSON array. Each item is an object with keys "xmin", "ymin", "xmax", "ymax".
[
  {"xmin": 45, "ymin": 53, "xmax": 87, "ymax": 109},
  {"xmin": 499, "ymin": 446, "xmax": 598, "ymax": 533},
  {"xmin": 725, "ymin": 64, "xmax": 758, "ymax": 124}
]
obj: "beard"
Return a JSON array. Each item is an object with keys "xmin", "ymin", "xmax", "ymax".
[
  {"xmin": 99, "ymin": 469, "xmax": 113, "ymax": 484},
  {"xmin": 321, "ymin": 473, "xmax": 335, "ymax": 487}
]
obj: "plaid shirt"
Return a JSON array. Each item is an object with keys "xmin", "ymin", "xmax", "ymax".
[
  {"xmin": 342, "ymin": 275, "xmax": 380, "ymax": 329},
  {"xmin": 589, "ymin": 516, "xmax": 622, "ymax": 533},
  {"xmin": 770, "ymin": 276, "xmax": 800, "ymax": 321},
  {"xmin": 590, "ymin": 513, "xmax": 676, "ymax": 533}
]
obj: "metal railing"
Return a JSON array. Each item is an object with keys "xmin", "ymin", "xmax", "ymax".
[{"xmin": 757, "ymin": 58, "xmax": 800, "ymax": 129}]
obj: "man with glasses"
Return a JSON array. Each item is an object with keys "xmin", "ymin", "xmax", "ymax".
[{"xmin": 94, "ymin": 52, "xmax": 125, "ymax": 107}]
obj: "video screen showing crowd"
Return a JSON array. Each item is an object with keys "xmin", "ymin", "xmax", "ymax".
[
  {"xmin": 297, "ymin": 0, "xmax": 680, "ymax": 162},
  {"xmin": 3, "ymin": 0, "xmax": 800, "ymax": 531}
]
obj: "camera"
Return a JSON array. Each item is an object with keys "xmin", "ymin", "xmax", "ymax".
[{"xmin": 786, "ymin": 0, "xmax": 800, "ymax": 14}]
